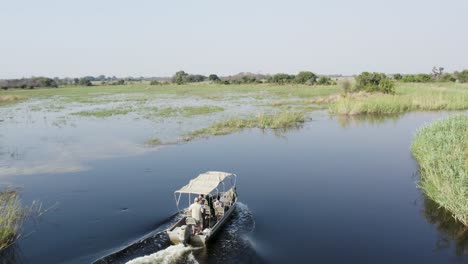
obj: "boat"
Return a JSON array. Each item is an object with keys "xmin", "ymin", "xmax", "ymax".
[{"xmin": 166, "ymin": 171, "xmax": 238, "ymax": 246}]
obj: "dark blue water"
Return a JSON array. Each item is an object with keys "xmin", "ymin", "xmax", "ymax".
[{"xmin": 2, "ymin": 112, "xmax": 467, "ymax": 263}]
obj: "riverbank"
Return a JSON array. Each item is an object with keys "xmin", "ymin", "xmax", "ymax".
[
  {"xmin": 329, "ymin": 82, "xmax": 468, "ymax": 115},
  {"xmin": 411, "ymin": 115, "xmax": 468, "ymax": 226}
]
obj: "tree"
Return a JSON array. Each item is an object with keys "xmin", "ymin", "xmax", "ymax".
[
  {"xmin": 393, "ymin": 73, "xmax": 402, "ymax": 80},
  {"xmin": 454, "ymin": 70, "xmax": 468, "ymax": 83},
  {"xmin": 186, "ymin": 74, "xmax": 206, "ymax": 82},
  {"xmin": 432, "ymin": 66, "xmax": 444, "ymax": 79},
  {"xmin": 270, "ymin": 73, "xmax": 295, "ymax": 84},
  {"xmin": 172, "ymin": 71, "xmax": 189, "ymax": 84},
  {"xmin": 355, "ymin": 72, "xmax": 395, "ymax": 94},
  {"xmin": 295, "ymin": 71, "xmax": 317, "ymax": 84},
  {"xmin": 317, "ymin": 76, "xmax": 333, "ymax": 85},
  {"xmin": 208, "ymin": 74, "xmax": 221, "ymax": 82},
  {"xmin": 79, "ymin": 77, "xmax": 92, "ymax": 86}
]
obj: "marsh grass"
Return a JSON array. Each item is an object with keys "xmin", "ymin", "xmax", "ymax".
[
  {"xmin": 142, "ymin": 106, "xmax": 224, "ymax": 119},
  {"xmin": 0, "ymin": 189, "xmax": 25, "ymax": 250},
  {"xmin": 330, "ymin": 83, "xmax": 468, "ymax": 115},
  {"xmin": 412, "ymin": 115, "xmax": 468, "ymax": 226},
  {"xmin": 0, "ymin": 95, "xmax": 23, "ymax": 106},
  {"xmin": 71, "ymin": 108, "xmax": 133, "ymax": 117},
  {"xmin": 185, "ymin": 111, "xmax": 306, "ymax": 140},
  {"xmin": 0, "ymin": 83, "xmax": 340, "ymax": 106}
]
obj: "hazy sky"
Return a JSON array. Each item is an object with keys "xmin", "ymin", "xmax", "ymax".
[{"xmin": 1, "ymin": 0, "xmax": 467, "ymax": 78}]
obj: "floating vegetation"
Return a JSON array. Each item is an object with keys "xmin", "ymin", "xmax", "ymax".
[
  {"xmin": 184, "ymin": 111, "xmax": 306, "ymax": 140},
  {"xmin": 412, "ymin": 115, "xmax": 468, "ymax": 226},
  {"xmin": 71, "ymin": 108, "xmax": 132, "ymax": 118},
  {"xmin": 145, "ymin": 138, "xmax": 162, "ymax": 146}
]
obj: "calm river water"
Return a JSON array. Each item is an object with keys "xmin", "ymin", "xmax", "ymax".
[{"xmin": 1, "ymin": 111, "xmax": 466, "ymax": 263}]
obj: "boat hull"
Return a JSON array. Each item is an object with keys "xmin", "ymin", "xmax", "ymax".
[{"xmin": 167, "ymin": 201, "xmax": 237, "ymax": 246}]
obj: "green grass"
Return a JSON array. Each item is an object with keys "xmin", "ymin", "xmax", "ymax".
[
  {"xmin": 411, "ymin": 115, "xmax": 468, "ymax": 226},
  {"xmin": 330, "ymin": 83, "xmax": 468, "ymax": 115},
  {"xmin": 0, "ymin": 189, "xmax": 25, "ymax": 250},
  {"xmin": 71, "ymin": 108, "xmax": 132, "ymax": 117},
  {"xmin": 0, "ymin": 83, "xmax": 340, "ymax": 104},
  {"xmin": 185, "ymin": 111, "xmax": 306, "ymax": 140}
]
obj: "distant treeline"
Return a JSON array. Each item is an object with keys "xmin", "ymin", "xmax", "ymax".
[
  {"xmin": 1, "ymin": 67, "xmax": 467, "ymax": 90},
  {"xmin": 392, "ymin": 67, "xmax": 468, "ymax": 83},
  {"xmin": 169, "ymin": 70, "xmax": 337, "ymax": 85}
]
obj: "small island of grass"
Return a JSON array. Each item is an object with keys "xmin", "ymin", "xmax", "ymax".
[{"xmin": 412, "ymin": 115, "xmax": 468, "ymax": 226}]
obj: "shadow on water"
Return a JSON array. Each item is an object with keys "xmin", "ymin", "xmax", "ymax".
[
  {"xmin": 94, "ymin": 203, "xmax": 263, "ymax": 264},
  {"xmin": 334, "ymin": 114, "xmax": 403, "ymax": 128},
  {"xmin": 0, "ymin": 245, "xmax": 25, "ymax": 264},
  {"xmin": 422, "ymin": 197, "xmax": 468, "ymax": 257}
]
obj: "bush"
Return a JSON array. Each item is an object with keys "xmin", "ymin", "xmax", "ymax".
[
  {"xmin": 440, "ymin": 73, "xmax": 456, "ymax": 82},
  {"xmin": 269, "ymin": 73, "xmax": 295, "ymax": 84},
  {"xmin": 150, "ymin": 80, "xmax": 161, "ymax": 85},
  {"xmin": 454, "ymin": 70, "xmax": 468, "ymax": 83},
  {"xmin": 295, "ymin": 71, "xmax": 317, "ymax": 85},
  {"xmin": 355, "ymin": 72, "xmax": 395, "ymax": 94},
  {"xmin": 208, "ymin": 74, "xmax": 221, "ymax": 82},
  {"xmin": 393, "ymin": 73, "xmax": 402, "ymax": 80},
  {"xmin": 378, "ymin": 78, "xmax": 395, "ymax": 95},
  {"xmin": 79, "ymin": 77, "xmax": 92, "ymax": 86},
  {"xmin": 341, "ymin": 79, "xmax": 352, "ymax": 94},
  {"xmin": 317, "ymin": 76, "xmax": 333, "ymax": 85},
  {"xmin": 401, "ymin": 74, "xmax": 433, "ymax": 83}
]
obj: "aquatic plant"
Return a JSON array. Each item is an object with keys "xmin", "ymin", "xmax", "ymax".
[
  {"xmin": 145, "ymin": 138, "xmax": 162, "ymax": 146},
  {"xmin": 412, "ymin": 115, "xmax": 468, "ymax": 226},
  {"xmin": 185, "ymin": 111, "xmax": 306, "ymax": 140},
  {"xmin": 71, "ymin": 108, "xmax": 133, "ymax": 117},
  {"xmin": 0, "ymin": 189, "xmax": 25, "ymax": 250}
]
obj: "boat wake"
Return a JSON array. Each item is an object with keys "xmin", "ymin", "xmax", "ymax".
[
  {"xmin": 94, "ymin": 203, "xmax": 263, "ymax": 264},
  {"xmin": 126, "ymin": 244, "xmax": 200, "ymax": 264}
]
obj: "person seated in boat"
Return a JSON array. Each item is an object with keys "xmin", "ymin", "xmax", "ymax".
[
  {"xmin": 188, "ymin": 197, "xmax": 203, "ymax": 233},
  {"xmin": 200, "ymin": 199, "xmax": 208, "ymax": 229},
  {"xmin": 214, "ymin": 198, "xmax": 223, "ymax": 208}
]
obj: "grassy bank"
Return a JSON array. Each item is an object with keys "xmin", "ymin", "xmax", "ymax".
[
  {"xmin": 185, "ymin": 111, "xmax": 306, "ymax": 140},
  {"xmin": 330, "ymin": 83, "xmax": 468, "ymax": 115},
  {"xmin": 0, "ymin": 189, "xmax": 25, "ymax": 250},
  {"xmin": 411, "ymin": 115, "xmax": 468, "ymax": 226}
]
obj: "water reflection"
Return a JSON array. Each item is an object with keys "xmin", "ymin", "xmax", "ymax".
[
  {"xmin": 422, "ymin": 197, "xmax": 468, "ymax": 256},
  {"xmin": 334, "ymin": 114, "xmax": 403, "ymax": 128},
  {"xmin": 0, "ymin": 245, "xmax": 25, "ymax": 264}
]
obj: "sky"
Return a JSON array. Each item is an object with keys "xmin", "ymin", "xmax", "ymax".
[{"xmin": 1, "ymin": 0, "xmax": 467, "ymax": 78}]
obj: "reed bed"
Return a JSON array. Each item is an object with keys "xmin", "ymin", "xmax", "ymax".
[
  {"xmin": 411, "ymin": 115, "xmax": 468, "ymax": 226},
  {"xmin": 329, "ymin": 83, "xmax": 468, "ymax": 115},
  {"xmin": 0, "ymin": 189, "xmax": 25, "ymax": 250}
]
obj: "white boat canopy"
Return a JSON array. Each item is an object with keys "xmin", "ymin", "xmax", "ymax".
[{"xmin": 175, "ymin": 171, "xmax": 236, "ymax": 195}]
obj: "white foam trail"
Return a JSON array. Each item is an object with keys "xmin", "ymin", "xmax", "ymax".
[{"xmin": 125, "ymin": 244, "xmax": 199, "ymax": 264}]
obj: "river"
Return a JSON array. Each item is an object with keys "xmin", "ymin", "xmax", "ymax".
[{"xmin": 1, "ymin": 111, "xmax": 466, "ymax": 263}]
